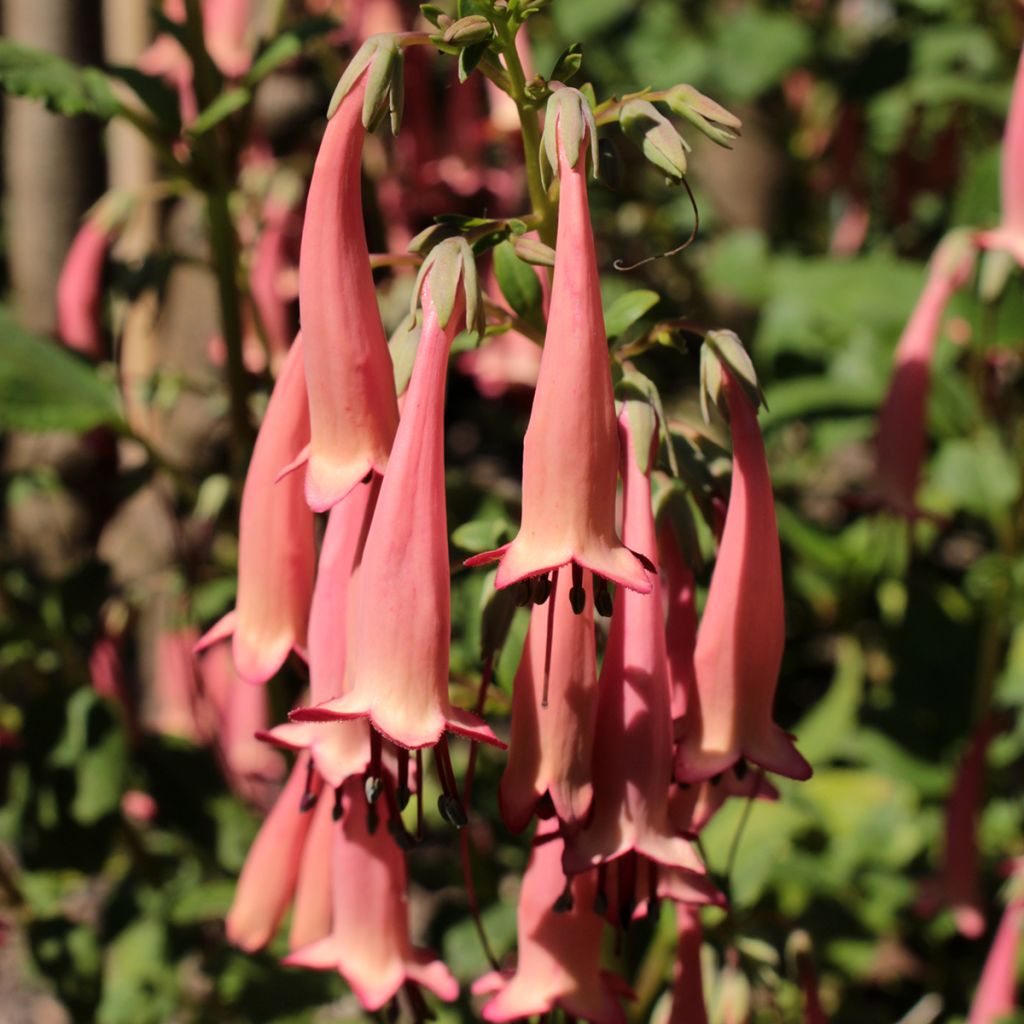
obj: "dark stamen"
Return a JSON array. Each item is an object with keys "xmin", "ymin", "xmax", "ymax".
[
  {"xmin": 532, "ymin": 573, "xmax": 552, "ymax": 605},
  {"xmin": 403, "ymin": 981, "xmax": 435, "ymax": 1023},
  {"xmin": 594, "ymin": 577, "xmax": 613, "ymax": 617},
  {"xmin": 332, "ymin": 786, "xmax": 344, "ymax": 821},
  {"xmin": 711, "ymin": 772, "xmax": 723, "ymax": 786},
  {"xmin": 397, "ymin": 748, "xmax": 411, "ymax": 809},
  {"xmin": 366, "ymin": 802, "xmax": 379, "ymax": 835},
  {"xmin": 435, "ymin": 737, "xmax": 467, "ymax": 828},
  {"xmin": 569, "ymin": 562, "xmax": 586, "ymax": 614},
  {"xmin": 299, "ymin": 759, "xmax": 317, "ymax": 812},
  {"xmin": 734, "ymin": 758, "xmax": 748, "ymax": 781},
  {"xmin": 515, "ymin": 579, "xmax": 533, "ymax": 607},
  {"xmin": 594, "ymin": 863, "xmax": 609, "ymax": 915},
  {"xmin": 541, "ymin": 570, "xmax": 559, "ymax": 708},
  {"xmin": 553, "ymin": 878, "xmax": 574, "ymax": 913},
  {"xmin": 618, "ymin": 854, "xmax": 637, "ymax": 929},
  {"xmin": 647, "ymin": 860, "xmax": 660, "ymax": 920}
]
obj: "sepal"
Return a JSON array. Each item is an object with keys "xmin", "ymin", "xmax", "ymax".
[
  {"xmin": 541, "ymin": 87, "xmax": 599, "ymax": 184},
  {"xmin": 663, "ymin": 84, "xmax": 741, "ymax": 148},
  {"xmin": 328, "ymin": 34, "xmax": 403, "ymax": 133},
  {"xmin": 620, "ymin": 98, "xmax": 688, "ymax": 182},
  {"xmin": 411, "ymin": 236, "xmax": 483, "ymax": 335},
  {"xmin": 700, "ymin": 329, "xmax": 765, "ymax": 423}
]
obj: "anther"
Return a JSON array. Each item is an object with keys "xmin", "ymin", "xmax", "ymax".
[
  {"xmin": 515, "ymin": 579, "xmax": 533, "ymax": 607},
  {"xmin": 594, "ymin": 577, "xmax": 613, "ymax": 617},
  {"xmin": 366, "ymin": 803, "xmax": 379, "ymax": 835},
  {"xmin": 734, "ymin": 758, "xmax": 748, "ymax": 781},
  {"xmin": 299, "ymin": 759, "xmax": 317, "ymax": 812},
  {"xmin": 553, "ymin": 880, "xmax": 574, "ymax": 913},
  {"xmin": 569, "ymin": 562, "xmax": 586, "ymax": 614},
  {"xmin": 332, "ymin": 786, "xmax": 344, "ymax": 821},
  {"xmin": 532, "ymin": 573, "xmax": 552, "ymax": 605}
]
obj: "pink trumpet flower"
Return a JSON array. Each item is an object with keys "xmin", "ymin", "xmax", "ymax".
[
  {"xmin": 250, "ymin": 197, "xmax": 301, "ymax": 374},
  {"xmin": 226, "ymin": 753, "xmax": 322, "ymax": 951},
  {"xmin": 658, "ymin": 520, "xmax": 698, "ymax": 722},
  {"xmin": 498, "ymin": 570, "xmax": 598, "ymax": 834},
  {"xmin": 286, "ymin": 778, "xmax": 458, "ymax": 1010},
  {"xmin": 472, "ymin": 819, "xmax": 628, "ymax": 1023},
  {"xmin": 293, "ymin": 62, "xmax": 399, "ymax": 511},
  {"xmin": 669, "ymin": 906, "xmax": 709, "ymax": 1024},
  {"xmin": 288, "ymin": 785, "xmax": 335, "ymax": 951},
  {"xmin": 292, "ymin": 273, "xmax": 500, "ymax": 751},
  {"xmin": 874, "ymin": 234, "xmax": 976, "ymax": 516},
  {"xmin": 263, "ymin": 479, "xmax": 378, "ymax": 787},
  {"xmin": 675, "ymin": 367, "xmax": 812, "ymax": 784},
  {"xmin": 197, "ymin": 336, "xmax": 316, "ymax": 683},
  {"xmin": 466, "ymin": 90, "xmax": 651, "ymax": 603},
  {"xmin": 150, "ymin": 627, "xmax": 206, "ymax": 742},
  {"xmin": 918, "ymin": 716, "xmax": 997, "ymax": 939},
  {"xmin": 563, "ymin": 406, "xmax": 715, "ymax": 902},
  {"xmin": 56, "ymin": 218, "xmax": 110, "ymax": 359},
  {"xmin": 978, "ymin": 45, "xmax": 1024, "ymax": 265},
  {"xmin": 203, "ymin": 0, "xmax": 252, "ymax": 79},
  {"xmin": 967, "ymin": 860, "xmax": 1024, "ymax": 1024}
]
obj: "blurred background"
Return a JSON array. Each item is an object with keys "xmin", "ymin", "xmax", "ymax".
[{"xmin": 1, "ymin": 0, "xmax": 1023, "ymax": 1021}]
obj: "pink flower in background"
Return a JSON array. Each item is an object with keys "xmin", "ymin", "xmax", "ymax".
[
  {"xmin": 498, "ymin": 571, "xmax": 598, "ymax": 833},
  {"xmin": 249, "ymin": 196, "xmax": 301, "ymax": 374},
  {"xmin": 473, "ymin": 819, "xmax": 628, "ymax": 1023},
  {"xmin": 467, "ymin": 90, "xmax": 651, "ymax": 602},
  {"xmin": 967, "ymin": 860, "xmax": 1024, "ymax": 1024},
  {"xmin": 137, "ymin": 0, "xmax": 198, "ymax": 125},
  {"xmin": 226, "ymin": 753, "xmax": 322, "ymax": 952},
  {"xmin": 676, "ymin": 368, "xmax": 811, "ymax": 784},
  {"xmin": 197, "ymin": 336, "xmax": 316, "ymax": 683},
  {"xmin": 563, "ymin": 406, "xmax": 715, "ymax": 903},
  {"xmin": 978, "ymin": 44, "xmax": 1024, "ymax": 265},
  {"xmin": 456, "ymin": 329, "xmax": 541, "ymax": 399},
  {"xmin": 286, "ymin": 778, "xmax": 458, "ymax": 1010},
  {"xmin": 203, "ymin": 0, "xmax": 252, "ymax": 79},
  {"xmin": 288, "ymin": 786, "xmax": 335, "ymax": 951},
  {"xmin": 874, "ymin": 233, "xmax": 975, "ymax": 517},
  {"xmin": 150, "ymin": 627, "xmax": 206, "ymax": 742},
  {"xmin": 669, "ymin": 906, "xmax": 708, "ymax": 1024},
  {"xmin": 56, "ymin": 219, "xmax": 109, "ymax": 359},
  {"xmin": 293, "ymin": 272, "xmax": 500, "ymax": 751},
  {"xmin": 293, "ymin": 63, "xmax": 399, "ymax": 511},
  {"xmin": 918, "ymin": 716, "xmax": 997, "ymax": 939}
]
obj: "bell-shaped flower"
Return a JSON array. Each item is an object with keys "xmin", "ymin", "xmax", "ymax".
[
  {"xmin": 967, "ymin": 860, "xmax": 1024, "ymax": 1024},
  {"xmin": 226, "ymin": 752, "xmax": 322, "ymax": 951},
  {"xmin": 286, "ymin": 777, "xmax": 458, "ymax": 1010},
  {"xmin": 676, "ymin": 335, "xmax": 811, "ymax": 784},
  {"xmin": 466, "ymin": 89, "xmax": 651, "ymax": 602},
  {"xmin": 292, "ymin": 44, "xmax": 401, "ymax": 511},
  {"xmin": 197, "ymin": 336, "xmax": 316, "ymax": 683},
  {"xmin": 472, "ymin": 819, "xmax": 628, "ymax": 1023},
  {"xmin": 669, "ymin": 906, "xmax": 708, "ymax": 1024},
  {"xmin": 874, "ymin": 233, "xmax": 975, "ymax": 516},
  {"xmin": 978, "ymin": 45, "xmax": 1024, "ymax": 265},
  {"xmin": 57, "ymin": 217, "xmax": 110, "ymax": 359},
  {"xmin": 293, "ymin": 245, "xmax": 499, "ymax": 750},
  {"xmin": 563, "ymin": 404, "xmax": 714, "ymax": 903},
  {"xmin": 149, "ymin": 626, "xmax": 206, "ymax": 742},
  {"xmin": 288, "ymin": 784, "xmax": 335, "ymax": 951},
  {"xmin": 658, "ymin": 515, "xmax": 698, "ymax": 722},
  {"xmin": 263, "ymin": 479, "xmax": 378, "ymax": 786},
  {"xmin": 250, "ymin": 189, "xmax": 301, "ymax": 374},
  {"xmin": 203, "ymin": 0, "xmax": 252, "ymax": 79},
  {"xmin": 499, "ymin": 571, "xmax": 598, "ymax": 834},
  {"xmin": 918, "ymin": 716, "xmax": 996, "ymax": 939}
]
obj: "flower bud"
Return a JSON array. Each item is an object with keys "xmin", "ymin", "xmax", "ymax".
[
  {"xmin": 442, "ymin": 14, "xmax": 493, "ymax": 47},
  {"xmin": 700, "ymin": 329, "xmax": 764, "ymax": 423},
  {"xmin": 620, "ymin": 98, "xmax": 688, "ymax": 182},
  {"xmin": 664, "ymin": 83, "xmax": 742, "ymax": 148},
  {"xmin": 512, "ymin": 235, "xmax": 556, "ymax": 267},
  {"xmin": 541, "ymin": 87, "xmax": 598, "ymax": 183}
]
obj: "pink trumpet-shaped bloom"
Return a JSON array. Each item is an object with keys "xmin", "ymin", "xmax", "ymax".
[
  {"xmin": 288, "ymin": 785, "xmax": 335, "ymax": 951},
  {"xmin": 264, "ymin": 479, "xmax": 378, "ymax": 786},
  {"xmin": 918, "ymin": 717, "xmax": 996, "ymax": 939},
  {"xmin": 197, "ymin": 336, "xmax": 316, "ymax": 683},
  {"xmin": 670, "ymin": 771, "xmax": 779, "ymax": 837},
  {"xmin": 292, "ymin": 283, "xmax": 500, "ymax": 750},
  {"xmin": 473, "ymin": 820, "xmax": 627, "ymax": 1023},
  {"xmin": 286, "ymin": 778, "xmax": 458, "ymax": 1010},
  {"xmin": 669, "ymin": 906, "xmax": 709, "ymax": 1024},
  {"xmin": 250, "ymin": 198, "xmax": 300, "ymax": 374},
  {"xmin": 203, "ymin": 0, "xmax": 252, "ymax": 79},
  {"xmin": 563, "ymin": 409, "xmax": 714, "ymax": 901},
  {"xmin": 967, "ymin": 861, "xmax": 1024, "ymax": 1024},
  {"xmin": 659, "ymin": 520, "xmax": 698, "ymax": 722},
  {"xmin": 137, "ymin": 1, "xmax": 198, "ymax": 125},
  {"xmin": 295, "ymin": 67, "xmax": 399, "ymax": 511},
  {"xmin": 57, "ymin": 219, "xmax": 109, "ymax": 359},
  {"xmin": 150, "ymin": 627, "xmax": 206, "ymax": 742},
  {"xmin": 499, "ymin": 571, "xmax": 598, "ymax": 833},
  {"xmin": 466, "ymin": 98, "xmax": 651, "ymax": 598},
  {"xmin": 675, "ymin": 371, "xmax": 811, "ymax": 784},
  {"xmin": 226, "ymin": 753, "xmax": 321, "ymax": 951},
  {"xmin": 978, "ymin": 45, "xmax": 1024, "ymax": 265},
  {"xmin": 874, "ymin": 237, "xmax": 975, "ymax": 516}
]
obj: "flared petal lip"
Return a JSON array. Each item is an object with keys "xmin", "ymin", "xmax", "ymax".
[
  {"xmin": 465, "ymin": 546, "xmax": 652, "ymax": 595},
  {"xmin": 290, "ymin": 699, "xmax": 507, "ymax": 751},
  {"xmin": 674, "ymin": 732, "xmax": 813, "ymax": 785}
]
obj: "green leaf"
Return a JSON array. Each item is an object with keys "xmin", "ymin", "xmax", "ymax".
[
  {"xmin": 106, "ymin": 66, "xmax": 181, "ymax": 130},
  {"xmin": 458, "ymin": 41, "xmax": 489, "ymax": 83},
  {"xmin": 492, "ymin": 241, "xmax": 544, "ymax": 324},
  {"xmin": 0, "ymin": 39, "xmax": 119, "ymax": 119},
  {"xmin": 97, "ymin": 919, "xmax": 178, "ymax": 1024},
  {"xmin": 930, "ymin": 430, "xmax": 1022, "ymax": 525},
  {"xmin": 245, "ymin": 16, "xmax": 337, "ymax": 85},
  {"xmin": 0, "ymin": 307, "xmax": 123, "ymax": 432},
  {"xmin": 188, "ymin": 86, "xmax": 251, "ymax": 136},
  {"xmin": 550, "ymin": 43, "xmax": 583, "ymax": 82},
  {"xmin": 451, "ymin": 515, "xmax": 511, "ymax": 553},
  {"xmin": 604, "ymin": 289, "xmax": 659, "ymax": 338}
]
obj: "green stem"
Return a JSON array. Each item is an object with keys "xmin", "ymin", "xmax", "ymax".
[{"xmin": 496, "ymin": 23, "xmax": 554, "ymax": 245}]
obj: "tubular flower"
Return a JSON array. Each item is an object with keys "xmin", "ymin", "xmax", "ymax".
[
  {"xmin": 149, "ymin": 626, "xmax": 206, "ymax": 742},
  {"xmin": 197, "ymin": 336, "xmax": 316, "ymax": 683},
  {"xmin": 669, "ymin": 906, "xmax": 709, "ymax": 1024},
  {"xmin": 967, "ymin": 860, "xmax": 1024, "ymax": 1024},
  {"xmin": 874, "ymin": 233, "xmax": 976, "ymax": 517},
  {"xmin": 250, "ymin": 193, "xmax": 301, "ymax": 374},
  {"xmin": 563, "ymin": 405, "xmax": 715, "ymax": 903},
  {"xmin": 918, "ymin": 716, "xmax": 997, "ymax": 939},
  {"xmin": 56, "ymin": 218, "xmax": 109, "ymax": 359},
  {"xmin": 288, "ymin": 785, "xmax": 335, "ymax": 951},
  {"xmin": 978, "ymin": 45, "xmax": 1024, "ymax": 265},
  {"xmin": 676, "ymin": 341, "xmax": 811, "ymax": 784},
  {"xmin": 658, "ymin": 517, "xmax": 698, "ymax": 722},
  {"xmin": 286, "ymin": 778, "xmax": 458, "ymax": 1010},
  {"xmin": 472, "ymin": 819, "xmax": 628, "ymax": 1024},
  {"xmin": 263, "ymin": 479, "xmax": 379, "ymax": 787},
  {"xmin": 293, "ymin": 250, "xmax": 500, "ymax": 750},
  {"xmin": 466, "ymin": 89, "xmax": 651, "ymax": 604},
  {"xmin": 293, "ymin": 51, "xmax": 400, "ymax": 511},
  {"xmin": 226, "ymin": 753, "xmax": 322, "ymax": 952},
  {"xmin": 203, "ymin": 0, "xmax": 252, "ymax": 79},
  {"xmin": 498, "ymin": 571, "xmax": 598, "ymax": 834}
]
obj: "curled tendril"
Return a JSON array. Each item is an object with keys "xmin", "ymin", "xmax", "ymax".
[{"xmin": 613, "ymin": 176, "xmax": 700, "ymax": 272}]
